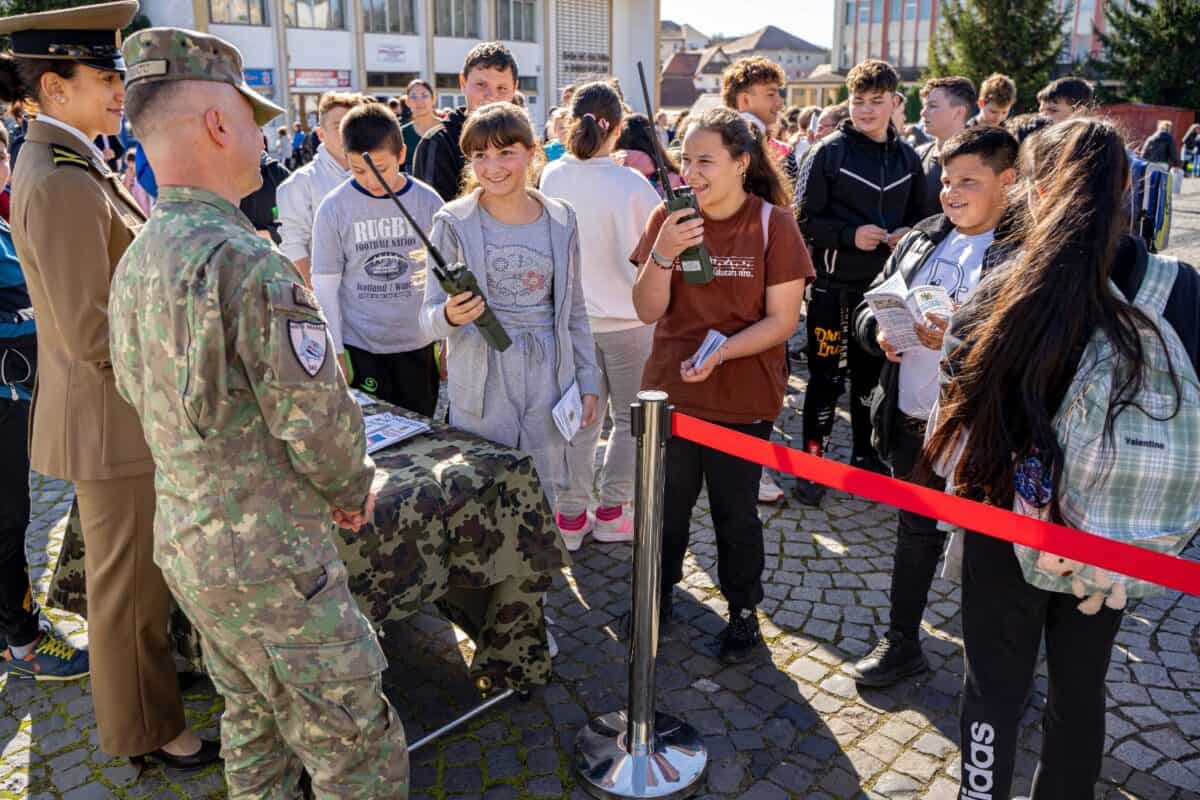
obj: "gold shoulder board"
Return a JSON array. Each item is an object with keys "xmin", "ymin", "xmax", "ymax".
[{"xmin": 50, "ymin": 145, "xmax": 90, "ymax": 170}]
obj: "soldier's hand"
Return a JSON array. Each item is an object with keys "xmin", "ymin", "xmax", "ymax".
[
  {"xmin": 444, "ymin": 291, "xmax": 486, "ymax": 327},
  {"xmin": 333, "ymin": 492, "xmax": 375, "ymax": 532}
]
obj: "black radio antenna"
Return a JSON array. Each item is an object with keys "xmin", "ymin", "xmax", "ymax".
[
  {"xmin": 636, "ymin": 61, "xmax": 678, "ymax": 201},
  {"xmin": 361, "ymin": 153, "xmax": 449, "ymax": 281}
]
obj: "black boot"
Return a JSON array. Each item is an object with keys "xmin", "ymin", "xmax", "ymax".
[
  {"xmin": 792, "ymin": 478, "xmax": 826, "ymax": 507},
  {"xmin": 717, "ymin": 607, "xmax": 762, "ymax": 664},
  {"xmin": 849, "ymin": 631, "xmax": 929, "ymax": 687}
]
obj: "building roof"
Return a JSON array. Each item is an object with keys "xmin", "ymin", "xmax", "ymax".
[
  {"xmin": 663, "ymin": 51, "xmax": 701, "ymax": 76},
  {"xmin": 718, "ymin": 25, "xmax": 827, "ymax": 55},
  {"xmin": 660, "ymin": 19, "xmax": 708, "ymax": 42},
  {"xmin": 791, "ymin": 63, "xmax": 844, "ymax": 84},
  {"xmin": 696, "ymin": 46, "xmax": 730, "ymax": 75},
  {"xmin": 660, "ymin": 75, "xmax": 700, "ymax": 109}
]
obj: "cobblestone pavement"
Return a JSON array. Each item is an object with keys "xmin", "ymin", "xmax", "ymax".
[{"xmin": 4, "ymin": 182, "xmax": 1200, "ymax": 799}]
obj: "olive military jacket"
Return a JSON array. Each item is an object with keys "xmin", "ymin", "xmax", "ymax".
[
  {"xmin": 10, "ymin": 119, "xmax": 153, "ymax": 481},
  {"xmin": 108, "ymin": 186, "xmax": 376, "ymax": 586}
]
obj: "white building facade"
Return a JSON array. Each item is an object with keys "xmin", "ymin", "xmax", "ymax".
[{"xmin": 143, "ymin": 0, "xmax": 659, "ymax": 129}]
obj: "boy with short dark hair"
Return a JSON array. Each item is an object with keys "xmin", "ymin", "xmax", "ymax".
[
  {"xmin": 793, "ymin": 59, "xmax": 928, "ymax": 506},
  {"xmin": 849, "ymin": 125, "xmax": 1019, "ymax": 687},
  {"xmin": 975, "ymin": 73, "xmax": 1016, "ymax": 127},
  {"xmin": 918, "ymin": 76, "xmax": 977, "ymax": 218},
  {"xmin": 414, "ymin": 42, "xmax": 518, "ymax": 201},
  {"xmin": 311, "ymin": 102, "xmax": 445, "ymax": 415},
  {"xmin": 1036, "ymin": 76, "xmax": 1093, "ymax": 123}
]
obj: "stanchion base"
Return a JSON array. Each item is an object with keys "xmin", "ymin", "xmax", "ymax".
[{"xmin": 573, "ymin": 711, "xmax": 708, "ymax": 799}]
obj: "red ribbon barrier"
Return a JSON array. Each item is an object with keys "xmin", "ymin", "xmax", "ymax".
[{"xmin": 671, "ymin": 413, "xmax": 1200, "ymax": 598}]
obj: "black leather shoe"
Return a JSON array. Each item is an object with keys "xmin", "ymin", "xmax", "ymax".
[
  {"xmin": 131, "ymin": 738, "xmax": 222, "ymax": 773},
  {"xmin": 717, "ymin": 608, "xmax": 763, "ymax": 664},
  {"xmin": 849, "ymin": 632, "xmax": 929, "ymax": 688},
  {"xmin": 792, "ymin": 477, "xmax": 826, "ymax": 507}
]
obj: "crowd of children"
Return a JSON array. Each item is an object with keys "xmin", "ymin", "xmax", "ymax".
[{"xmin": 261, "ymin": 41, "xmax": 1198, "ymax": 798}]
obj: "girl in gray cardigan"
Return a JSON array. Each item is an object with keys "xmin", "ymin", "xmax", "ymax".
[{"xmin": 419, "ymin": 103, "xmax": 601, "ymax": 549}]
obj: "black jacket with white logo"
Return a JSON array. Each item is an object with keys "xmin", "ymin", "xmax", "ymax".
[{"xmin": 794, "ymin": 119, "xmax": 929, "ymax": 288}]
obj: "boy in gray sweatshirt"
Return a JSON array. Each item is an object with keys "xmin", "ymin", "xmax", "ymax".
[{"xmin": 312, "ymin": 103, "xmax": 444, "ymax": 415}]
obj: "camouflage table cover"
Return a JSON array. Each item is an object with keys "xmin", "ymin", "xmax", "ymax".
[{"xmin": 45, "ymin": 403, "xmax": 571, "ymax": 691}]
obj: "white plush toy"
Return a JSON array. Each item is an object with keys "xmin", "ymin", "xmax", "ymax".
[{"xmin": 1035, "ymin": 552, "xmax": 1128, "ymax": 614}]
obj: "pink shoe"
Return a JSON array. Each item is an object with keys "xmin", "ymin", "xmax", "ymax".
[
  {"xmin": 556, "ymin": 511, "xmax": 592, "ymax": 552},
  {"xmin": 592, "ymin": 505, "xmax": 634, "ymax": 543}
]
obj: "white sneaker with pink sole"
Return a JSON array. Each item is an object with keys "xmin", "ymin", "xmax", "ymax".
[
  {"xmin": 556, "ymin": 512, "xmax": 592, "ymax": 551},
  {"xmin": 592, "ymin": 505, "xmax": 634, "ymax": 543}
]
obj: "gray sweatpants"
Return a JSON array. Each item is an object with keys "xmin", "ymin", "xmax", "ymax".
[
  {"xmin": 563, "ymin": 324, "xmax": 655, "ymax": 512},
  {"xmin": 451, "ymin": 326, "xmax": 577, "ymax": 516}
]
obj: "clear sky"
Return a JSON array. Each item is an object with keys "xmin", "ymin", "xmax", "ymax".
[{"xmin": 659, "ymin": 0, "xmax": 836, "ymax": 49}]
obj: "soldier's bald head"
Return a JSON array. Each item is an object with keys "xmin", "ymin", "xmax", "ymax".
[{"xmin": 124, "ymin": 79, "xmax": 241, "ymax": 144}]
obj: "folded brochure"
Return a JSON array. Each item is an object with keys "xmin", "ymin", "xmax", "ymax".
[
  {"xmin": 363, "ymin": 412, "xmax": 432, "ymax": 454},
  {"xmin": 690, "ymin": 329, "xmax": 727, "ymax": 369},
  {"xmin": 863, "ymin": 271, "xmax": 954, "ymax": 354},
  {"xmin": 552, "ymin": 381, "xmax": 583, "ymax": 442}
]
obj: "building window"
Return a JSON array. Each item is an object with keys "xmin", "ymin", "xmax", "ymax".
[
  {"xmin": 210, "ymin": 0, "xmax": 267, "ymax": 23},
  {"xmin": 364, "ymin": 0, "xmax": 415, "ymax": 32},
  {"xmin": 367, "ymin": 71, "xmax": 419, "ymax": 89},
  {"xmin": 435, "ymin": 72, "xmax": 466, "ymax": 109},
  {"xmin": 919, "ymin": 0, "xmax": 931, "ymax": 20},
  {"xmin": 872, "ymin": 0, "xmax": 883, "ymax": 22},
  {"xmin": 904, "ymin": 0, "xmax": 916, "ymax": 19},
  {"xmin": 889, "ymin": 0, "xmax": 902, "ymax": 19},
  {"xmin": 435, "ymin": 0, "xmax": 481, "ymax": 37},
  {"xmin": 497, "ymin": 0, "xmax": 536, "ymax": 41},
  {"xmin": 858, "ymin": 0, "xmax": 870, "ymax": 23},
  {"xmin": 887, "ymin": 41, "xmax": 900, "ymax": 65},
  {"xmin": 845, "ymin": 0, "xmax": 854, "ymax": 24},
  {"xmin": 286, "ymin": 0, "xmax": 345, "ymax": 28}
]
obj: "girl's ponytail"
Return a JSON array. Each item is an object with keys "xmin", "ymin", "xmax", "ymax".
[{"xmin": 566, "ymin": 81, "xmax": 622, "ymax": 160}]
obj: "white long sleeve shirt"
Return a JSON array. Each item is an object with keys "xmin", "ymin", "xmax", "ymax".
[
  {"xmin": 276, "ymin": 144, "xmax": 350, "ymax": 263},
  {"xmin": 539, "ymin": 154, "xmax": 661, "ymax": 333}
]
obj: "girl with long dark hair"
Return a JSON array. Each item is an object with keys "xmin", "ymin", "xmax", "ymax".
[
  {"xmin": 631, "ymin": 108, "xmax": 811, "ymax": 662},
  {"xmin": 925, "ymin": 118, "xmax": 1200, "ymax": 799},
  {"xmin": 615, "ymin": 112, "xmax": 684, "ymax": 198}
]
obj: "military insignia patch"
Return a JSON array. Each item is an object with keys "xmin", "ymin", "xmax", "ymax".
[
  {"xmin": 288, "ymin": 320, "xmax": 328, "ymax": 377},
  {"xmin": 293, "ymin": 284, "xmax": 320, "ymax": 310}
]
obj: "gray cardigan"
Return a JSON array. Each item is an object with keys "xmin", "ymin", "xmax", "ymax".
[{"xmin": 419, "ymin": 188, "xmax": 601, "ymax": 421}]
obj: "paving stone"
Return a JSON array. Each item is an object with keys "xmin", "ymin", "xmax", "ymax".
[
  {"xmin": 527, "ymin": 776, "xmax": 563, "ymax": 798},
  {"xmin": 873, "ymin": 771, "xmax": 922, "ymax": 796},
  {"xmin": 706, "ymin": 759, "xmax": 746, "ymax": 793},
  {"xmin": 741, "ymin": 780, "xmax": 789, "ymax": 800},
  {"xmin": 1112, "ymin": 738, "xmax": 1164, "ymax": 771}
]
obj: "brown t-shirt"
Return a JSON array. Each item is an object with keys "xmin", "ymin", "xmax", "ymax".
[{"xmin": 631, "ymin": 194, "xmax": 814, "ymax": 424}]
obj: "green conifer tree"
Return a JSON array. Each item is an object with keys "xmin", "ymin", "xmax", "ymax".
[
  {"xmin": 930, "ymin": 0, "xmax": 1067, "ymax": 112},
  {"xmin": 1097, "ymin": 0, "xmax": 1200, "ymax": 108}
]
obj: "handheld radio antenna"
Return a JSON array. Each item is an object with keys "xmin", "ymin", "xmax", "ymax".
[
  {"xmin": 636, "ymin": 61, "xmax": 677, "ymax": 201},
  {"xmin": 361, "ymin": 153, "xmax": 449, "ymax": 281}
]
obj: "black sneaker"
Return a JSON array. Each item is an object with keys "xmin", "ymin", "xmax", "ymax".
[
  {"xmin": 717, "ymin": 607, "xmax": 762, "ymax": 664},
  {"xmin": 851, "ymin": 453, "xmax": 891, "ymax": 476},
  {"xmin": 849, "ymin": 631, "xmax": 929, "ymax": 688},
  {"xmin": 792, "ymin": 478, "xmax": 826, "ymax": 507}
]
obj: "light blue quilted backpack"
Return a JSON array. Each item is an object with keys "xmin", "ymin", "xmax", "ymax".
[{"xmin": 1015, "ymin": 254, "xmax": 1200, "ymax": 603}]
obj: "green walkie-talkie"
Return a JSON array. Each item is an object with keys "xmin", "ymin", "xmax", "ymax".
[
  {"xmin": 361, "ymin": 153, "xmax": 512, "ymax": 352},
  {"xmin": 637, "ymin": 61, "xmax": 713, "ymax": 284}
]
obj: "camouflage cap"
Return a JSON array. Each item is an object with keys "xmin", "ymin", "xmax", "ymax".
[{"xmin": 121, "ymin": 27, "xmax": 284, "ymax": 127}]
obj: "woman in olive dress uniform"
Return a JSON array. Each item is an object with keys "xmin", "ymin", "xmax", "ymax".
[{"xmin": 0, "ymin": 1, "xmax": 218, "ymax": 769}]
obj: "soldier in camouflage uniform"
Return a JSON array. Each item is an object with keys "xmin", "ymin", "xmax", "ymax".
[{"xmin": 109, "ymin": 27, "xmax": 408, "ymax": 799}]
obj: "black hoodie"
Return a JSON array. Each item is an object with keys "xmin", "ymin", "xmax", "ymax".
[
  {"xmin": 413, "ymin": 107, "xmax": 468, "ymax": 202},
  {"xmin": 794, "ymin": 118, "xmax": 928, "ymax": 288}
]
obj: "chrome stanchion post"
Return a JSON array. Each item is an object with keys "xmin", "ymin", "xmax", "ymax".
[{"xmin": 574, "ymin": 391, "xmax": 708, "ymax": 799}]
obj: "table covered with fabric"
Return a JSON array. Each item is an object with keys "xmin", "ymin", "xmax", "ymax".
[{"xmin": 45, "ymin": 402, "xmax": 571, "ymax": 691}]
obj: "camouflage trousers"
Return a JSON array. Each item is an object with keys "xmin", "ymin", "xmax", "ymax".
[{"xmin": 165, "ymin": 559, "xmax": 409, "ymax": 800}]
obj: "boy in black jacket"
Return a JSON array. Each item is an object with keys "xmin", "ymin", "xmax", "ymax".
[
  {"xmin": 793, "ymin": 59, "xmax": 928, "ymax": 506},
  {"xmin": 848, "ymin": 125, "xmax": 1018, "ymax": 687},
  {"xmin": 413, "ymin": 42, "xmax": 518, "ymax": 201}
]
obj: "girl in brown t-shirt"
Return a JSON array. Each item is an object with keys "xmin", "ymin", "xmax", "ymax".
[{"xmin": 630, "ymin": 107, "xmax": 814, "ymax": 663}]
